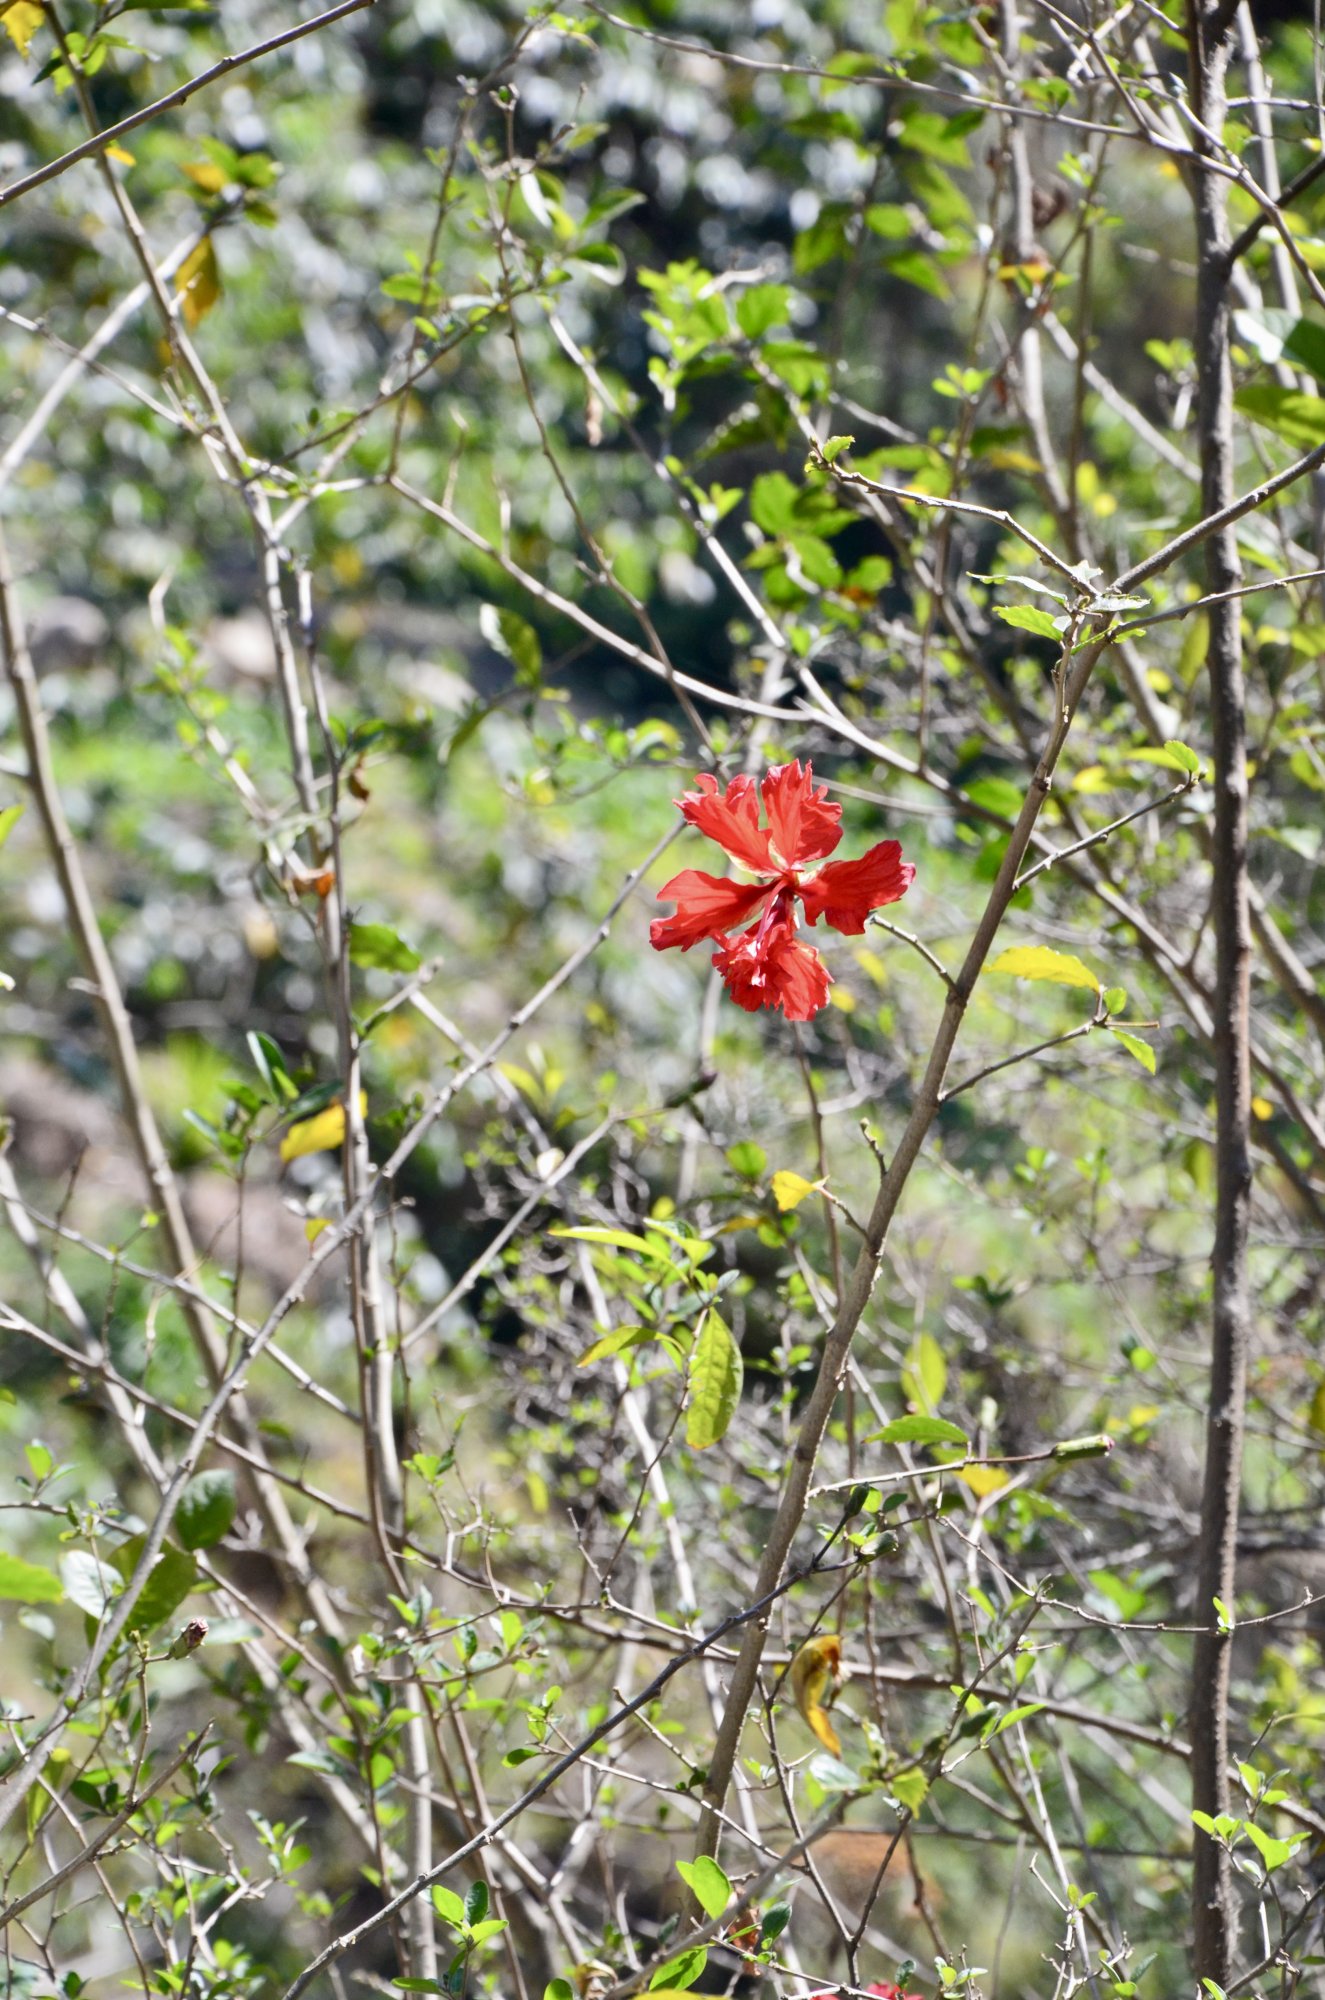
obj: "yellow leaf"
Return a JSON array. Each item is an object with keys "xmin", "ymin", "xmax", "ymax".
[
  {"xmin": 828, "ymin": 985, "xmax": 856, "ymax": 1013},
  {"xmin": 175, "ymin": 237, "xmax": 222, "ymax": 329},
  {"xmin": 104, "ymin": 142, "xmax": 135, "ymax": 166},
  {"xmin": 279, "ymin": 1092, "xmax": 366, "ymax": 1162},
  {"xmin": 957, "ymin": 1464, "xmax": 1009, "ymax": 1497},
  {"xmin": 304, "ymin": 1217, "xmax": 332, "ymax": 1242},
  {"xmin": 772, "ymin": 1169, "xmax": 821, "ymax": 1212},
  {"xmin": 182, "ymin": 161, "xmax": 227, "ymax": 194},
  {"xmin": 1308, "ymin": 1380, "xmax": 1325, "ymax": 1437},
  {"xmin": 789, "ymin": 1632, "xmax": 843, "ymax": 1756},
  {"xmin": 1070, "ymin": 764, "xmax": 1112, "ymax": 793},
  {"xmin": 1, "ymin": 3, "xmax": 44, "ymax": 57},
  {"xmin": 988, "ymin": 944, "xmax": 1102, "ymax": 992},
  {"xmin": 1251, "ymin": 1096, "xmax": 1273, "ymax": 1121}
]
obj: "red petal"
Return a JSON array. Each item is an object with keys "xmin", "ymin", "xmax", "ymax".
[
  {"xmin": 712, "ymin": 916, "xmax": 833, "ymax": 1020},
  {"xmin": 650, "ymin": 870, "xmax": 770, "ymax": 951},
  {"xmin": 761, "ymin": 759, "xmax": 841, "ymax": 868},
  {"xmin": 676, "ymin": 772, "xmax": 773, "ymax": 873},
  {"xmin": 798, "ymin": 840, "xmax": 915, "ymax": 934}
]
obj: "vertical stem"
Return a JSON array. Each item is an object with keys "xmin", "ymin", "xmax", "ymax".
[{"xmin": 1187, "ymin": 2, "xmax": 1253, "ymax": 1986}]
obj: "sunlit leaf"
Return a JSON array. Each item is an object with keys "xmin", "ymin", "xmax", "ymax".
[
  {"xmin": 0, "ymin": 1553, "xmax": 63, "ymax": 1604},
  {"xmin": 280, "ymin": 1092, "xmax": 366, "ymax": 1161},
  {"xmin": 675, "ymin": 1855, "xmax": 731, "ymax": 1919},
  {"xmin": 1, "ymin": 3, "xmax": 45, "ymax": 57},
  {"xmin": 772, "ymin": 1168, "xmax": 821, "ymax": 1211},
  {"xmin": 789, "ymin": 1632, "xmax": 843, "ymax": 1755},
  {"xmin": 1108, "ymin": 1028, "xmax": 1156, "ymax": 1074},
  {"xmin": 989, "ymin": 945, "xmax": 1102, "ymax": 992},
  {"xmin": 175, "ymin": 237, "xmax": 222, "ymax": 328},
  {"xmin": 865, "ymin": 1414, "xmax": 967, "ymax": 1447},
  {"xmin": 685, "ymin": 1308, "xmax": 742, "ymax": 1450},
  {"xmin": 901, "ymin": 1332, "xmax": 948, "ymax": 1412}
]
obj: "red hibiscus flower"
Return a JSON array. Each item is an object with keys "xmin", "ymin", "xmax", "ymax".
[{"xmin": 650, "ymin": 762, "xmax": 914, "ymax": 1021}]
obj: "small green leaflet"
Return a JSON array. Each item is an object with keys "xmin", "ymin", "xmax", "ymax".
[
  {"xmin": 685, "ymin": 1308, "xmax": 743, "ymax": 1450},
  {"xmin": 675, "ymin": 1855, "xmax": 731, "ymax": 1919},
  {"xmin": 982, "ymin": 1700, "xmax": 1045, "ymax": 1742},
  {"xmin": 1108, "ymin": 1028, "xmax": 1156, "ymax": 1074},
  {"xmin": 0, "ymin": 804, "xmax": 23, "ymax": 847}
]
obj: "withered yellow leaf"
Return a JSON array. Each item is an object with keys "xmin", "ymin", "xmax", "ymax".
[
  {"xmin": 175, "ymin": 237, "xmax": 222, "ymax": 329},
  {"xmin": 772, "ymin": 1169, "xmax": 821, "ymax": 1212},
  {"xmin": 957, "ymin": 1464, "xmax": 1009, "ymax": 1497},
  {"xmin": 789, "ymin": 1631, "xmax": 843, "ymax": 1756},
  {"xmin": 1, "ymin": 3, "xmax": 44, "ymax": 58}
]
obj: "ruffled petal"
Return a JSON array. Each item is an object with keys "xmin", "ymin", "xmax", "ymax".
[
  {"xmin": 711, "ymin": 915, "xmax": 834, "ymax": 1020},
  {"xmin": 650, "ymin": 870, "xmax": 770, "ymax": 951},
  {"xmin": 761, "ymin": 760, "xmax": 842, "ymax": 868},
  {"xmin": 676, "ymin": 772, "xmax": 773, "ymax": 873},
  {"xmin": 798, "ymin": 840, "xmax": 915, "ymax": 934}
]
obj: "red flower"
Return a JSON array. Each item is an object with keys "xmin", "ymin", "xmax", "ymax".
[{"xmin": 650, "ymin": 762, "xmax": 914, "ymax": 1021}]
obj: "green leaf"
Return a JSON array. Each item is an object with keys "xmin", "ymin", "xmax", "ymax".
[
  {"xmin": 576, "ymin": 1324, "xmax": 654, "ymax": 1368},
  {"xmin": 431, "ymin": 1885, "xmax": 466, "ymax": 1926},
  {"xmin": 479, "ymin": 603, "xmax": 542, "ymax": 685},
  {"xmin": 1108, "ymin": 1028, "xmax": 1156, "ymax": 1074},
  {"xmin": 1163, "ymin": 737, "xmax": 1202, "ymax": 776},
  {"xmin": 0, "ymin": 1552, "xmax": 63, "ymax": 1604},
  {"xmin": 725, "ymin": 1140, "xmax": 767, "ymax": 1180},
  {"xmin": 982, "ymin": 1701, "xmax": 1045, "ymax": 1741},
  {"xmin": 865, "ymin": 1414, "xmax": 968, "ymax": 1447},
  {"xmin": 1234, "ymin": 383, "xmax": 1325, "ymax": 450},
  {"xmin": 675, "ymin": 1855, "xmax": 731, "ymax": 1919},
  {"xmin": 175, "ymin": 1469, "xmax": 236, "ymax": 1550},
  {"xmin": 349, "ymin": 922, "xmax": 422, "ymax": 973},
  {"xmin": 891, "ymin": 1767, "xmax": 929, "ymax": 1812},
  {"xmin": 996, "ymin": 604, "xmax": 1063, "ymax": 640},
  {"xmin": 901, "ymin": 1331, "xmax": 947, "ymax": 1412},
  {"xmin": 1282, "ymin": 315, "xmax": 1325, "ymax": 385},
  {"xmin": 0, "ymin": 803, "xmax": 23, "ymax": 848},
  {"xmin": 989, "ymin": 945, "xmax": 1102, "ymax": 992},
  {"xmin": 963, "ymin": 775, "xmax": 1022, "ymax": 818},
  {"xmin": 685, "ymin": 1308, "xmax": 743, "ymax": 1450},
  {"xmin": 553, "ymin": 1224, "xmax": 689, "ymax": 1264},
  {"xmin": 544, "ymin": 1984, "xmax": 576, "ymax": 2000},
  {"xmin": 247, "ymin": 1030, "xmax": 296, "ymax": 1103},
  {"xmin": 807, "ymin": 1750, "xmax": 861, "ymax": 1790},
  {"xmin": 883, "ymin": 246, "xmax": 950, "ymax": 300},
  {"xmin": 463, "ymin": 1880, "xmax": 489, "ymax": 1927},
  {"xmin": 819, "ymin": 434, "xmax": 854, "ymax": 464},
  {"xmin": 649, "ymin": 1947, "xmax": 707, "ymax": 1992},
  {"xmin": 60, "ymin": 1550, "xmax": 120, "ymax": 1618},
  {"xmin": 110, "ymin": 1538, "xmax": 198, "ymax": 1632},
  {"xmin": 736, "ymin": 283, "xmax": 790, "ymax": 337},
  {"xmin": 1241, "ymin": 1820, "xmax": 1303, "ymax": 1871}
]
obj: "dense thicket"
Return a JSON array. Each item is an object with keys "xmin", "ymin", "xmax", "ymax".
[{"xmin": 2, "ymin": 4, "xmax": 1325, "ymax": 1998}]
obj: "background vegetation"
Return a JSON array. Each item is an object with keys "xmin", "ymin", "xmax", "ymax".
[{"xmin": 2, "ymin": 1, "xmax": 1325, "ymax": 1997}]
